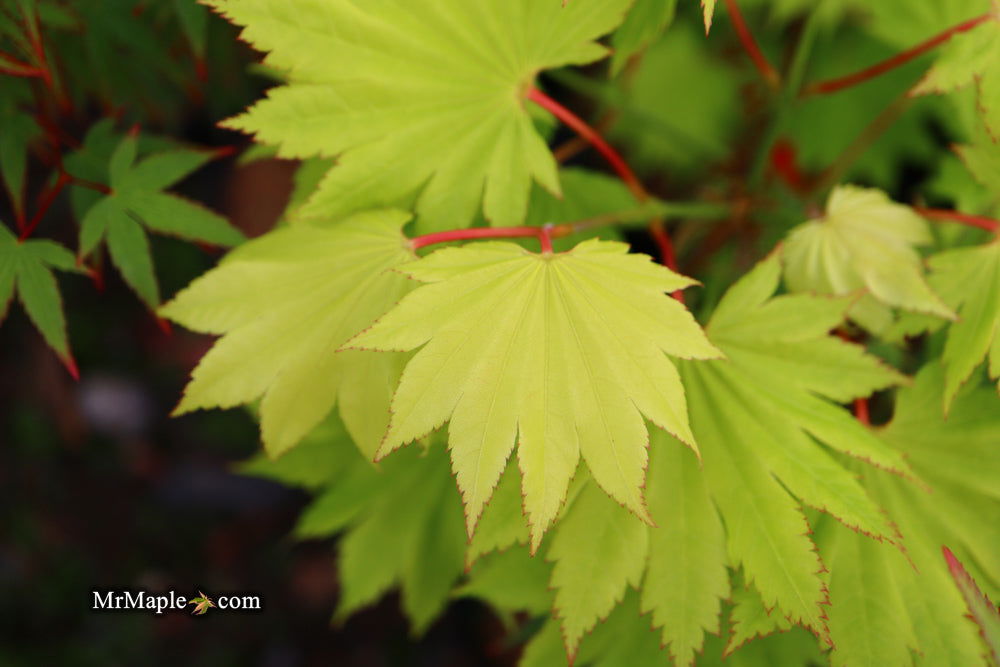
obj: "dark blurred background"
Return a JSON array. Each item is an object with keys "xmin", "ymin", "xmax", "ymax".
[
  {"xmin": 0, "ymin": 5, "xmax": 517, "ymax": 664},
  {"xmin": 0, "ymin": 117, "xmax": 516, "ymax": 667}
]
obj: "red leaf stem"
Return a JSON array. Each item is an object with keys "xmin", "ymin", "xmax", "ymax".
[
  {"xmin": 525, "ymin": 87, "xmax": 683, "ymax": 293},
  {"xmin": 19, "ymin": 170, "xmax": 70, "ymax": 241},
  {"xmin": 802, "ymin": 13, "xmax": 994, "ymax": 97},
  {"xmin": 915, "ymin": 207, "xmax": 1000, "ymax": 234},
  {"xmin": 723, "ymin": 0, "xmax": 781, "ymax": 90},
  {"xmin": 853, "ymin": 398, "xmax": 871, "ymax": 426},
  {"xmin": 526, "ymin": 87, "xmax": 648, "ymax": 203},
  {"xmin": 409, "ymin": 224, "xmax": 571, "ymax": 253},
  {"xmin": 0, "ymin": 50, "xmax": 44, "ymax": 77}
]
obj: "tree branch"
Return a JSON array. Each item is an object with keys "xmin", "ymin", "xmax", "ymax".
[
  {"xmin": 723, "ymin": 0, "xmax": 781, "ymax": 90},
  {"xmin": 802, "ymin": 13, "xmax": 994, "ymax": 97},
  {"xmin": 914, "ymin": 207, "xmax": 1000, "ymax": 234},
  {"xmin": 526, "ymin": 87, "xmax": 648, "ymax": 203}
]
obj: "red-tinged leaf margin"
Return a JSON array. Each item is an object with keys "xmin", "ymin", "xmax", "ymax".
[{"xmin": 943, "ymin": 546, "xmax": 1000, "ymax": 666}]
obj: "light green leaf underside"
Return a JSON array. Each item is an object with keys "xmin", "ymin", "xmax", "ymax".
[
  {"xmin": 677, "ymin": 250, "xmax": 912, "ymax": 643},
  {"xmin": 209, "ymin": 0, "xmax": 632, "ymax": 230},
  {"xmin": 820, "ymin": 361, "xmax": 1000, "ymax": 667},
  {"xmin": 927, "ymin": 242, "xmax": 1000, "ymax": 411},
  {"xmin": 726, "ymin": 580, "xmax": 793, "ymax": 655},
  {"xmin": 348, "ymin": 239, "xmax": 719, "ymax": 549},
  {"xmin": 0, "ymin": 223, "xmax": 81, "ymax": 364},
  {"xmin": 641, "ymin": 429, "xmax": 729, "ymax": 667},
  {"xmin": 783, "ymin": 185, "xmax": 955, "ymax": 335},
  {"xmin": 823, "ymin": 518, "xmax": 918, "ymax": 667},
  {"xmin": 161, "ymin": 210, "xmax": 415, "ymax": 458},
  {"xmin": 334, "ymin": 443, "xmax": 466, "ymax": 635},
  {"xmin": 549, "ymin": 481, "xmax": 649, "ymax": 658},
  {"xmin": 455, "ymin": 545, "xmax": 553, "ymax": 616},
  {"xmin": 945, "ymin": 550, "xmax": 1000, "ymax": 666}
]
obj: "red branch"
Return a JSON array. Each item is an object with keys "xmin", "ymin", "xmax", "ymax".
[
  {"xmin": 0, "ymin": 51, "xmax": 44, "ymax": 77},
  {"xmin": 526, "ymin": 87, "xmax": 684, "ymax": 293},
  {"xmin": 803, "ymin": 13, "xmax": 994, "ymax": 97},
  {"xmin": 915, "ymin": 207, "xmax": 1000, "ymax": 234},
  {"xmin": 527, "ymin": 87, "xmax": 647, "ymax": 203},
  {"xmin": 19, "ymin": 171, "xmax": 70, "ymax": 241},
  {"xmin": 410, "ymin": 224, "xmax": 571, "ymax": 253},
  {"xmin": 723, "ymin": 0, "xmax": 781, "ymax": 90}
]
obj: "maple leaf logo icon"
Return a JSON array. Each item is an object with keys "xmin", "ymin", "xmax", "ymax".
[{"xmin": 188, "ymin": 591, "xmax": 216, "ymax": 616}]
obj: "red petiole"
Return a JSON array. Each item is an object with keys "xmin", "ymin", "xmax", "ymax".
[
  {"xmin": 723, "ymin": 0, "xmax": 781, "ymax": 90},
  {"xmin": 409, "ymin": 224, "xmax": 572, "ymax": 253},
  {"xmin": 802, "ymin": 13, "xmax": 994, "ymax": 97},
  {"xmin": 526, "ymin": 87, "xmax": 648, "ymax": 204},
  {"xmin": 916, "ymin": 207, "xmax": 1000, "ymax": 234}
]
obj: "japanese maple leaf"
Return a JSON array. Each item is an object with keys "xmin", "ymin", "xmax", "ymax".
[
  {"xmin": 160, "ymin": 211, "xmax": 416, "ymax": 458},
  {"xmin": 913, "ymin": 10, "xmax": 1000, "ymax": 139},
  {"xmin": 821, "ymin": 362, "xmax": 1000, "ymax": 667},
  {"xmin": 0, "ymin": 223, "xmax": 85, "ymax": 377},
  {"xmin": 783, "ymin": 184, "xmax": 955, "ymax": 334},
  {"xmin": 79, "ymin": 134, "xmax": 244, "ymax": 309},
  {"xmin": 346, "ymin": 239, "xmax": 721, "ymax": 548},
  {"xmin": 929, "ymin": 241, "xmax": 1000, "ymax": 409},
  {"xmin": 240, "ymin": 419, "xmax": 466, "ymax": 635},
  {"xmin": 206, "ymin": 0, "xmax": 631, "ymax": 230},
  {"xmin": 657, "ymin": 249, "xmax": 910, "ymax": 651},
  {"xmin": 943, "ymin": 547, "xmax": 1000, "ymax": 665},
  {"xmin": 189, "ymin": 591, "xmax": 215, "ymax": 615}
]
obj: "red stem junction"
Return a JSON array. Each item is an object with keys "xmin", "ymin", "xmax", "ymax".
[
  {"xmin": 803, "ymin": 13, "xmax": 994, "ymax": 97},
  {"xmin": 410, "ymin": 224, "xmax": 571, "ymax": 254},
  {"xmin": 526, "ymin": 87, "xmax": 684, "ymax": 291}
]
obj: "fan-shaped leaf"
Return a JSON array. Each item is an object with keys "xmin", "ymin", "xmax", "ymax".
[
  {"xmin": 79, "ymin": 135, "xmax": 243, "ymax": 309},
  {"xmin": 161, "ymin": 210, "xmax": 415, "ymax": 458},
  {"xmin": 783, "ymin": 185, "xmax": 955, "ymax": 334},
  {"xmin": 0, "ymin": 223, "xmax": 83, "ymax": 373},
  {"xmin": 209, "ymin": 0, "xmax": 632, "ymax": 229},
  {"xmin": 347, "ymin": 239, "xmax": 720, "ymax": 547}
]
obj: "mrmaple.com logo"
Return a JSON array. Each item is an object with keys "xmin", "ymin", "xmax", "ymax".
[{"xmin": 91, "ymin": 589, "xmax": 261, "ymax": 615}]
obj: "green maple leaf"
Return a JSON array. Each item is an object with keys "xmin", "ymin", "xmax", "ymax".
[
  {"xmin": 207, "ymin": 0, "xmax": 631, "ymax": 230},
  {"xmin": 610, "ymin": 0, "xmax": 678, "ymax": 73},
  {"xmin": 913, "ymin": 12, "xmax": 1000, "ymax": 139},
  {"xmin": 866, "ymin": 0, "xmax": 990, "ymax": 48},
  {"xmin": 0, "ymin": 223, "xmax": 84, "ymax": 375},
  {"xmin": 238, "ymin": 414, "xmax": 374, "ymax": 494},
  {"xmin": 0, "ymin": 80, "xmax": 39, "ymax": 226},
  {"xmin": 928, "ymin": 241, "xmax": 1000, "ymax": 409},
  {"xmin": 944, "ymin": 547, "xmax": 1000, "ymax": 665},
  {"xmin": 161, "ymin": 210, "xmax": 415, "ymax": 458},
  {"xmin": 237, "ymin": 415, "xmax": 466, "ymax": 634},
  {"xmin": 454, "ymin": 544, "xmax": 553, "ymax": 617},
  {"xmin": 79, "ymin": 134, "xmax": 244, "ymax": 309},
  {"xmin": 333, "ymin": 442, "xmax": 466, "ymax": 635},
  {"xmin": 346, "ymin": 239, "xmax": 721, "ymax": 548},
  {"xmin": 676, "ymin": 249, "xmax": 910, "ymax": 643},
  {"xmin": 820, "ymin": 362, "xmax": 1000, "ymax": 667},
  {"xmin": 726, "ymin": 579, "xmax": 796, "ymax": 655},
  {"xmin": 640, "ymin": 429, "xmax": 729, "ymax": 666},
  {"xmin": 783, "ymin": 184, "xmax": 955, "ymax": 334},
  {"xmin": 548, "ymin": 481, "xmax": 649, "ymax": 658}
]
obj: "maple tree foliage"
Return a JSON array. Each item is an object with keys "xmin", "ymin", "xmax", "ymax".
[{"xmin": 4, "ymin": 0, "xmax": 1000, "ymax": 665}]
